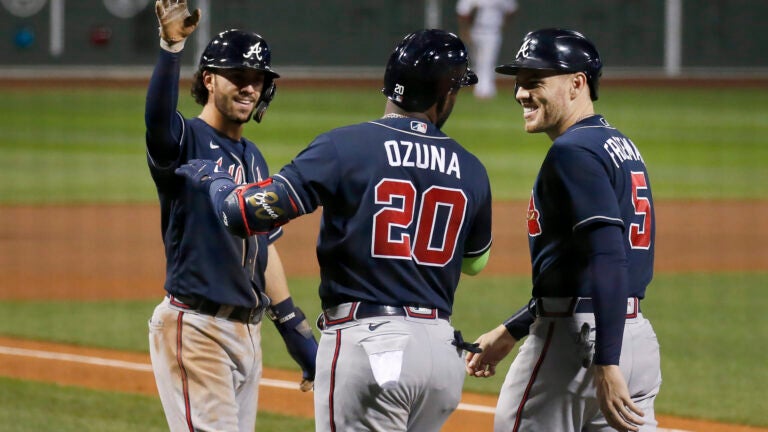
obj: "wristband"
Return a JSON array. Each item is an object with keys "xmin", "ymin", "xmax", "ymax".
[
  {"xmin": 502, "ymin": 301, "xmax": 536, "ymax": 340},
  {"xmin": 268, "ymin": 297, "xmax": 313, "ymax": 338},
  {"xmin": 268, "ymin": 297, "xmax": 299, "ymax": 324},
  {"xmin": 160, "ymin": 37, "xmax": 186, "ymax": 53}
]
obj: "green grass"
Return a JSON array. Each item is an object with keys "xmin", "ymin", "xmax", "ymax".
[
  {"xmin": 0, "ymin": 376, "xmax": 315, "ymax": 432},
  {"xmin": 1, "ymin": 86, "xmax": 767, "ymax": 203},
  {"xmin": 1, "ymin": 273, "xmax": 767, "ymax": 426}
]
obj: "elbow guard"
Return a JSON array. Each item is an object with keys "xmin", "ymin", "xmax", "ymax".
[
  {"xmin": 461, "ymin": 249, "xmax": 491, "ymax": 276},
  {"xmin": 219, "ymin": 177, "xmax": 300, "ymax": 237}
]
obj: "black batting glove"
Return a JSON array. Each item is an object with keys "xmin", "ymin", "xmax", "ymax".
[{"xmin": 175, "ymin": 159, "xmax": 235, "ymax": 193}]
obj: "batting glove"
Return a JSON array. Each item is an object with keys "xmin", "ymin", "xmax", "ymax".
[
  {"xmin": 175, "ymin": 159, "xmax": 235, "ymax": 193},
  {"xmin": 155, "ymin": 0, "xmax": 201, "ymax": 52}
]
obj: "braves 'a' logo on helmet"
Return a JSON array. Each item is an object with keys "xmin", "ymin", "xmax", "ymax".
[
  {"xmin": 516, "ymin": 39, "xmax": 533, "ymax": 60},
  {"xmin": 244, "ymin": 42, "xmax": 263, "ymax": 61}
]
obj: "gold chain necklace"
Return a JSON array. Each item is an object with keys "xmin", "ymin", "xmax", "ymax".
[{"xmin": 381, "ymin": 113, "xmax": 408, "ymax": 119}]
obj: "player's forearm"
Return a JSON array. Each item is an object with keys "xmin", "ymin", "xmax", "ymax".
[
  {"xmin": 264, "ymin": 245, "xmax": 290, "ymax": 304},
  {"xmin": 212, "ymin": 176, "xmax": 302, "ymax": 238},
  {"xmin": 586, "ymin": 224, "xmax": 629, "ymax": 365},
  {"xmin": 502, "ymin": 303, "xmax": 535, "ymax": 340}
]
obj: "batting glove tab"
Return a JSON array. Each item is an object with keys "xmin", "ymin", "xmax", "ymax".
[
  {"xmin": 452, "ymin": 330, "xmax": 482, "ymax": 354},
  {"xmin": 268, "ymin": 297, "xmax": 318, "ymax": 382}
]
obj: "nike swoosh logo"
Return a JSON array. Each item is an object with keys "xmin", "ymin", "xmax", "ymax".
[
  {"xmin": 209, "ymin": 140, "xmax": 220, "ymax": 149},
  {"xmin": 368, "ymin": 321, "xmax": 389, "ymax": 331}
]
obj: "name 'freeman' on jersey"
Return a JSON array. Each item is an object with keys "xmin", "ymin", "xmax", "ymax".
[
  {"xmin": 384, "ymin": 140, "xmax": 461, "ymax": 179},
  {"xmin": 603, "ymin": 136, "xmax": 645, "ymax": 168}
]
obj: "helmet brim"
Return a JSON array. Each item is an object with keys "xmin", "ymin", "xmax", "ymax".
[
  {"xmin": 495, "ymin": 58, "xmax": 563, "ymax": 76},
  {"xmin": 461, "ymin": 68, "xmax": 478, "ymax": 86},
  {"xmin": 202, "ymin": 65, "xmax": 280, "ymax": 80}
]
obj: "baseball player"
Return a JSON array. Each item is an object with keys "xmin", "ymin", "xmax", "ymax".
[
  {"xmin": 465, "ymin": 29, "xmax": 662, "ymax": 432},
  {"xmin": 177, "ymin": 29, "xmax": 493, "ymax": 432},
  {"xmin": 145, "ymin": 2, "xmax": 317, "ymax": 431},
  {"xmin": 456, "ymin": 0, "xmax": 518, "ymax": 99}
]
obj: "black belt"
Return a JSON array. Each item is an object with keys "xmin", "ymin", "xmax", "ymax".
[
  {"xmin": 320, "ymin": 301, "xmax": 450, "ymax": 328},
  {"xmin": 535, "ymin": 297, "xmax": 640, "ymax": 319},
  {"xmin": 169, "ymin": 294, "xmax": 265, "ymax": 324}
]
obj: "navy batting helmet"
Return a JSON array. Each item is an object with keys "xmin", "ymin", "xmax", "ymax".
[
  {"xmin": 197, "ymin": 29, "xmax": 279, "ymax": 122},
  {"xmin": 496, "ymin": 28, "xmax": 602, "ymax": 100},
  {"xmin": 382, "ymin": 29, "xmax": 477, "ymax": 112}
]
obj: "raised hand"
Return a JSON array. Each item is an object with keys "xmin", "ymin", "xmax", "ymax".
[{"xmin": 155, "ymin": 0, "xmax": 201, "ymax": 47}]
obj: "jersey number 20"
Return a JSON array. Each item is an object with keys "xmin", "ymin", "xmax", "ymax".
[{"xmin": 372, "ymin": 179, "xmax": 467, "ymax": 266}]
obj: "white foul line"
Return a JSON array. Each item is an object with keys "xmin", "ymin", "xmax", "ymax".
[
  {"xmin": 0, "ymin": 345, "xmax": 691, "ymax": 431},
  {"xmin": 0, "ymin": 345, "xmax": 153, "ymax": 372}
]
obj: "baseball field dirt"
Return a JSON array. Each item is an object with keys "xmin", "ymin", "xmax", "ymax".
[{"xmin": 1, "ymin": 200, "xmax": 767, "ymax": 431}]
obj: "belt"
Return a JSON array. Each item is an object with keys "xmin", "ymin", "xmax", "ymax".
[
  {"xmin": 169, "ymin": 294, "xmax": 265, "ymax": 324},
  {"xmin": 535, "ymin": 297, "xmax": 640, "ymax": 319},
  {"xmin": 320, "ymin": 301, "xmax": 450, "ymax": 328}
]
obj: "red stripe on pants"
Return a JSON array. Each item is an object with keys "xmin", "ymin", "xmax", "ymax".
[
  {"xmin": 328, "ymin": 329, "xmax": 343, "ymax": 432},
  {"xmin": 175, "ymin": 312, "xmax": 194, "ymax": 432},
  {"xmin": 512, "ymin": 321, "xmax": 555, "ymax": 432}
]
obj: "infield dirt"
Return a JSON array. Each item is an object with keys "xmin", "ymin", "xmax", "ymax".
[{"xmin": 2, "ymin": 201, "xmax": 767, "ymax": 300}]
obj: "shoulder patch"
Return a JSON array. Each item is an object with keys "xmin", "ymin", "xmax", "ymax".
[{"xmin": 410, "ymin": 121, "xmax": 428, "ymax": 134}]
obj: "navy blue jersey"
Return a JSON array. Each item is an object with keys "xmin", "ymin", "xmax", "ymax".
[
  {"xmin": 527, "ymin": 115, "xmax": 654, "ymax": 298},
  {"xmin": 145, "ymin": 49, "xmax": 281, "ymax": 307},
  {"xmin": 275, "ymin": 117, "xmax": 493, "ymax": 314}
]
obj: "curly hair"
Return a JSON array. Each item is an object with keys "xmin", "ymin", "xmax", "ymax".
[{"xmin": 190, "ymin": 69, "xmax": 208, "ymax": 106}]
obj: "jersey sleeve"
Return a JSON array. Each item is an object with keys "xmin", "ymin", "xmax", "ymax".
[
  {"xmin": 463, "ymin": 166, "xmax": 493, "ymax": 257},
  {"xmin": 267, "ymin": 226, "xmax": 284, "ymax": 245},
  {"xmin": 275, "ymin": 133, "xmax": 341, "ymax": 214},
  {"xmin": 586, "ymin": 223, "xmax": 629, "ymax": 365},
  {"xmin": 145, "ymin": 49, "xmax": 185, "ymax": 166},
  {"xmin": 547, "ymin": 143, "xmax": 623, "ymax": 231},
  {"xmin": 255, "ymin": 152, "xmax": 284, "ymax": 243}
]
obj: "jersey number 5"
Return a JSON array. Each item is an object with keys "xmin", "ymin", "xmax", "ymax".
[
  {"xmin": 629, "ymin": 171, "xmax": 652, "ymax": 249},
  {"xmin": 372, "ymin": 179, "xmax": 467, "ymax": 266}
]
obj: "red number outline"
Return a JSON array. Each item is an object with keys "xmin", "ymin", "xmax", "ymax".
[
  {"xmin": 372, "ymin": 179, "xmax": 415, "ymax": 260},
  {"xmin": 372, "ymin": 179, "xmax": 467, "ymax": 265},
  {"xmin": 629, "ymin": 171, "xmax": 652, "ymax": 249}
]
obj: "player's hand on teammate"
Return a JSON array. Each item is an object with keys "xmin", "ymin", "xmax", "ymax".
[
  {"xmin": 176, "ymin": 159, "xmax": 234, "ymax": 190},
  {"xmin": 594, "ymin": 365, "xmax": 645, "ymax": 432},
  {"xmin": 155, "ymin": 0, "xmax": 201, "ymax": 47},
  {"xmin": 465, "ymin": 324, "xmax": 518, "ymax": 378}
]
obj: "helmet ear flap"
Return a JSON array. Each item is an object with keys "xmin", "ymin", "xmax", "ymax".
[{"xmin": 253, "ymin": 81, "xmax": 276, "ymax": 123}]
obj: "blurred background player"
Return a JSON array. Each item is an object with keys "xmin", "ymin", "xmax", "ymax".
[
  {"xmin": 144, "ymin": 1, "xmax": 317, "ymax": 431},
  {"xmin": 176, "ymin": 29, "xmax": 493, "ymax": 432},
  {"xmin": 456, "ymin": 0, "xmax": 519, "ymax": 99},
  {"xmin": 465, "ymin": 28, "xmax": 662, "ymax": 432}
]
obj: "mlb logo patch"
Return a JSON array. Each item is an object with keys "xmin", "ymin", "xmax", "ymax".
[{"xmin": 410, "ymin": 121, "xmax": 427, "ymax": 134}]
